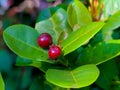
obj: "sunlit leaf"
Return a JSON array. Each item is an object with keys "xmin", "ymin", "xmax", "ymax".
[
  {"xmin": 67, "ymin": 0, "xmax": 92, "ymax": 30},
  {"xmin": 101, "ymin": 0, "xmax": 120, "ymax": 19},
  {"xmin": 0, "ymin": 74, "xmax": 4, "ymax": 90},
  {"xmin": 46, "ymin": 64, "xmax": 99, "ymax": 88},
  {"xmin": 77, "ymin": 40, "xmax": 120, "ymax": 65},
  {"xmin": 35, "ymin": 9, "xmax": 72, "ymax": 44},
  {"xmin": 3, "ymin": 25, "xmax": 48, "ymax": 62},
  {"xmin": 102, "ymin": 11, "xmax": 120, "ymax": 41},
  {"xmin": 62, "ymin": 22, "xmax": 104, "ymax": 55}
]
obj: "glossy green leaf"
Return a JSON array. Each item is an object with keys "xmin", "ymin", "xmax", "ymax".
[
  {"xmin": 0, "ymin": 74, "xmax": 5, "ymax": 90},
  {"xmin": 46, "ymin": 64, "xmax": 99, "ymax": 88},
  {"xmin": 35, "ymin": 8, "xmax": 72, "ymax": 44},
  {"xmin": 67, "ymin": 0, "xmax": 92, "ymax": 30},
  {"xmin": 77, "ymin": 40, "xmax": 120, "ymax": 65},
  {"xmin": 102, "ymin": 11, "xmax": 120, "ymax": 41},
  {"xmin": 102, "ymin": 11, "xmax": 120, "ymax": 31},
  {"xmin": 96, "ymin": 60, "xmax": 118, "ymax": 90},
  {"xmin": 3, "ymin": 25, "xmax": 48, "ymax": 62},
  {"xmin": 62, "ymin": 22, "xmax": 104, "ymax": 55}
]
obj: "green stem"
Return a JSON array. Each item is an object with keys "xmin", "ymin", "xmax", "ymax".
[{"xmin": 112, "ymin": 81, "xmax": 120, "ymax": 85}]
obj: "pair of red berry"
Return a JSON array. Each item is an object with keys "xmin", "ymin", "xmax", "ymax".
[{"xmin": 37, "ymin": 33, "xmax": 61, "ymax": 59}]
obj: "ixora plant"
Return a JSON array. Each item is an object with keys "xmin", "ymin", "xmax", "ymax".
[{"xmin": 2, "ymin": 0, "xmax": 120, "ymax": 89}]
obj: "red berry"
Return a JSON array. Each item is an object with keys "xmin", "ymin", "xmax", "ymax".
[
  {"xmin": 37, "ymin": 33, "xmax": 52, "ymax": 48},
  {"xmin": 48, "ymin": 45, "xmax": 61, "ymax": 59}
]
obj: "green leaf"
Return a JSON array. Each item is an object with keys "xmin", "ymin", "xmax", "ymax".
[
  {"xmin": 16, "ymin": 56, "xmax": 54, "ymax": 72},
  {"xmin": 30, "ymin": 76, "xmax": 67, "ymax": 90},
  {"xmin": 96, "ymin": 60, "xmax": 118, "ymax": 90},
  {"xmin": 35, "ymin": 8, "xmax": 72, "ymax": 44},
  {"xmin": 16, "ymin": 56, "xmax": 33, "ymax": 66},
  {"xmin": 36, "ymin": 7, "xmax": 59, "ymax": 22},
  {"xmin": 36, "ymin": 5, "xmax": 68, "ymax": 23},
  {"xmin": 101, "ymin": 0, "xmax": 120, "ymax": 19},
  {"xmin": 77, "ymin": 40, "xmax": 120, "ymax": 65},
  {"xmin": 46, "ymin": 81, "xmax": 67, "ymax": 90},
  {"xmin": 67, "ymin": 0, "xmax": 92, "ymax": 30},
  {"xmin": 46, "ymin": 64, "xmax": 99, "ymax": 88},
  {"xmin": 62, "ymin": 22, "xmax": 104, "ymax": 55},
  {"xmin": 0, "ymin": 74, "xmax": 5, "ymax": 90},
  {"xmin": 89, "ymin": 31, "xmax": 103, "ymax": 46},
  {"xmin": 3, "ymin": 24, "xmax": 48, "ymax": 62},
  {"xmin": 102, "ymin": 11, "xmax": 120, "ymax": 31},
  {"xmin": 76, "ymin": 86, "xmax": 90, "ymax": 90},
  {"xmin": 102, "ymin": 11, "xmax": 120, "ymax": 41}
]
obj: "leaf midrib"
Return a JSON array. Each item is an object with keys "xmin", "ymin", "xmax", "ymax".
[
  {"xmin": 63, "ymin": 24, "xmax": 102, "ymax": 50},
  {"xmin": 50, "ymin": 15, "xmax": 67, "ymax": 44},
  {"xmin": 50, "ymin": 18, "xmax": 61, "ymax": 43},
  {"xmin": 4, "ymin": 32, "xmax": 47, "ymax": 54},
  {"xmin": 70, "ymin": 71, "xmax": 79, "ymax": 87}
]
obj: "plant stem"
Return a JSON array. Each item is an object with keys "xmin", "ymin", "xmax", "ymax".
[
  {"xmin": 112, "ymin": 81, "xmax": 120, "ymax": 85},
  {"xmin": 58, "ymin": 59, "xmax": 68, "ymax": 67}
]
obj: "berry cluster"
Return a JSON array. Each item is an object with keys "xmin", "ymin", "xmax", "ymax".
[{"xmin": 37, "ymin": 33, "xmax": 61, "ymax": 59}]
